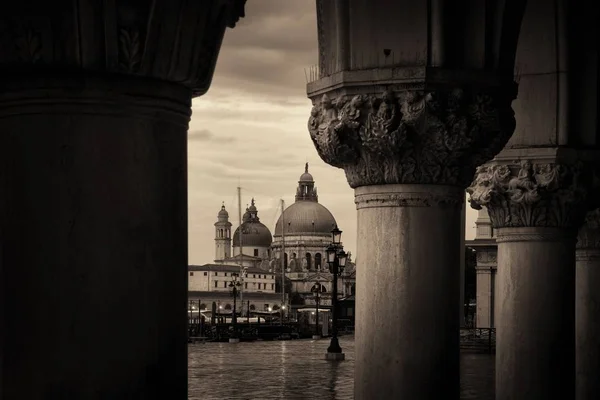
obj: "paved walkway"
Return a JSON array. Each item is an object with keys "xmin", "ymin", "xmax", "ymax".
[{"xmin": 188, "ymin": 336, "xmax": 494, "ymax": 399}]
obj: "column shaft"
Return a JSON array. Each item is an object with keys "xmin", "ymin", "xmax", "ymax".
[
  {"xmin": 496, "ymin": 227, "xmax": 576, "ymax": 400},
  {"xmin": 475, "ymin": 267, "xmax": 495, "ymax": 328},
  {"xmin": 0, "ymin": 75, "xmax": 190, "ymax": 399},
  {"xmin": 576, "ymin": 248, "xmax": 600, "ymax": 399},
  {"xmin": 354, "ymin": 184, "xmax": 462, "ymax": 400}
]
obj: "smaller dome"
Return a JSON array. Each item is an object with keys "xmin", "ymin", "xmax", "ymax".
[
  {"xmin": 233, "ymin": 222, "xmax": 273, "ymax": 247},
  {"xmin": 218, "ymin": 203, "xmax": 228, "ymax": 218},
  {"xmin": 299, "ymin": 172, "xmax": 313, "ymax": 182},
  {"xmin": 299, "ymin": 162, "xmax": 313, "ymax": 182},
  {"xmin": 248, "ymin": 198, "xmax": 257, "ymax": 212}
]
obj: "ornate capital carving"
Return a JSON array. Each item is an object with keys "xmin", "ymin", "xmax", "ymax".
[
  {"xmin": 0, "ymin": 0, "xmax": 246, "ymax": 96},
  {"xmin": 467, "ymin": 160, "xmax": 591, "ymax": 229},
  {"xmin": 308, "ymin": 87, "xmax": 516, "ymax": 188},
  {"xmin": 475, "ymin": 250, "xmax": 498, "ymax": 265},
  {"xmin": 577, "ymin": 209, "xmax": 600, "ymax": 250}
]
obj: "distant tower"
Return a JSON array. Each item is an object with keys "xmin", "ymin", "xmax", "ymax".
[{"xmin": 214, "ymin": 202, "xmax": 232, "ymax": 262}]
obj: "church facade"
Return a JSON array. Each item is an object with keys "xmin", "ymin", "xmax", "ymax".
[{"xmin": 188, "ymin": 164, "xmax": 356, "ymax": 319}]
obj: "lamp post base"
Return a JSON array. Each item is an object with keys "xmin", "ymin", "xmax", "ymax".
[
  {"xmin": 325, "ymin": 352, "xmax": 346, "ymax": 361},
  {"xmin": 312, "ymin": 335, "xmax": 321, "ymax": 340},
  {"xmin": 228, "ymin": 338, "xmax": 240, "ymax": 343},
  {"xmin": 327, "ymin": 336, "xmax": 343, "ymax": 353}
]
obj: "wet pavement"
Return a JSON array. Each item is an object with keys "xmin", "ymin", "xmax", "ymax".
[{"xmin": 188, "ymin": 336, "xmax": 494, "ymax": 399}]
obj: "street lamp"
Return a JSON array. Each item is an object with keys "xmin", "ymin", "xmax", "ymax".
[
  {"xmin": 325, "ymin": 225, "xmax": 347, "ymax": 361},
  {"xmin": 281, "ymin": 305, "xmax": 286, "ymax": 322},
  {"xmin": 228, "ymin": 273, "xmax": 242, "ymax": 343},
  {"xmin": 311, "ymin": 280, "xmax": 326, "ymax": 339}
]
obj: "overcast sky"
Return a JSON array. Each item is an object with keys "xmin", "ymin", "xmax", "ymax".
[{"xmin": 187, "ymin": 0, "xmax": 478, "ymax": 265}]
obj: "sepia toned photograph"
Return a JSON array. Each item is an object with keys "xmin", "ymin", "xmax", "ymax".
[{"xmin": 0, "ymin": 0, "xmax": 596, "ymax": 399}]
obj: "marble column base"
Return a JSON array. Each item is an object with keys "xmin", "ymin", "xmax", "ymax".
[
  {"xmin": 354, "ymin": 184, "xmax": 463, "ymax": 400},
  {"xmin": 0, "ymin": 74, "xmax": 191, "ymax": 399},
  {"xmin": 495, "ymin": 227, "xmax": 576, "ymax": 400}
]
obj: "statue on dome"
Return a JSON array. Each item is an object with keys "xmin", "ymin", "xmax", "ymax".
[{"xmin": 305, "ymin": 162, "xmax": 308, "ymax": 173}]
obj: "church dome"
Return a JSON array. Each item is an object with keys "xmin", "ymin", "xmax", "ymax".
[
  {"xmin": 275, "ymin": 163, "xmax": 337, "ymax": 236},
  {"xmin": 274, "ymin": 201, "xmax": 337, "ymax": 236},
  {"xmin": 233, "ymin": 222, "xmax": 272, "ymax": 247},
  {"xmin": 233, "ymin": 198, "xmax": 272, "ymax": 248}
]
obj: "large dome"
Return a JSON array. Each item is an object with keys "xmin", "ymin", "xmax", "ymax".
[
  {"xmin": 274, "ymin": 201, "xmax": 337, "ymax": 236},
  {"xmin": 233, "ymin": 222, "xmax": 272, "ymax": 247}
]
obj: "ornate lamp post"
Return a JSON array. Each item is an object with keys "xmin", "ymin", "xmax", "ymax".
[
  {"xmin": 311, "ymin": 281, "xmax": 326, "ymax": 339},
  {"xmin": 228, "ymin": 273, "xmax": 242, "ymax": 343},
  {"xmin": 326, "ymin": 225, "xmax": 348, "ymax": 361}
]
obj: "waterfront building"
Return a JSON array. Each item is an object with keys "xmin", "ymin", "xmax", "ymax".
[
  {"xmin": 188, "ymin": 264, "xmax": 280, "ymax": 313},
  {"xmin": 189, "ymin": 163, "xmax": 357, "ymax": 321}
]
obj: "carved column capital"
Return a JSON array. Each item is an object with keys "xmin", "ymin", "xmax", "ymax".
[
  {"xmin": 307, "ymin": 86, "xmax": 516, "ymax": 188},
  {"xmin": 467, "ymin": 160, "xmax": 591, "ymax": 229},
  {"xmin": 577, "ymin": 209, "xmax": 600, "ymax": 251},
  {"xmin": 0, "ymin": 0, "xmax": 246, "ymax": 96}
]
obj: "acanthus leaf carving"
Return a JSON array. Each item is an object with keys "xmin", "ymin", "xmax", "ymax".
[
  {"xmin": 0, "ymin": 1, "xmax": 247, "ymax": 97},
  {"xmin": 118, "ymin": 28, "xmax": 142, "ymax": 73},
  {"xmin": 308, "ymin": 87, "xmax": 516, "ymax": 188},
  {"xmin": 15, "ymin": 28, "xmax": 42, "ymax": 64},
  {"xmin": 467, "ymin": 160, "xmax": 590, "ymax": 229},
  {"xmin": 577, "ymin": 208, "xmax": 600, "ymax": 250}
]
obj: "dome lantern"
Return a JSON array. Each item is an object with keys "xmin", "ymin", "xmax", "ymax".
[{"xmin": 295, "ymin": 163, "xmax": 318, "ymax": 202}]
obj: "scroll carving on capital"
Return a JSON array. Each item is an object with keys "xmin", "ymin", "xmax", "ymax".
[
  {"xmin": 307, "ymin": 87, "xmax": 516, "ymax": 188},
  {"xmin": 577, "ymin": 209, "xmax": 600, "ymax": 249},
  {"xmin": 467, "ymin": 160, "xmax": 590, "ymax": 229}
]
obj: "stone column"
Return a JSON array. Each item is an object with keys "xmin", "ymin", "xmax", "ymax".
[
  {"xmin": 308, "ymin": 83, "xmax": 517, "ymax": 399},
  {"xmin": 474, "ymin": 251, "xmax": 497, "ymax": 328},
  {"xmin": 0, "ymin": 2, "xmax": 245, "ymax": 399},
  {"xmin": 576, "ymin": 209, "xmax": 600, "ymax": 400},
  {"xmin": 468, "ymin": 160, "xmax": 590, "ymax": 400}
]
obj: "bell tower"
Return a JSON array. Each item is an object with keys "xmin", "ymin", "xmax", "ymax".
[{"xmin": 214, "ymin": 202, "xmax": 232, "ymax": 262}]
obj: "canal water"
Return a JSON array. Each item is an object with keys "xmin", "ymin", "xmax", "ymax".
[{"xmin": 188, "ymin": 336, "xmax": 494, "ymax": 399}]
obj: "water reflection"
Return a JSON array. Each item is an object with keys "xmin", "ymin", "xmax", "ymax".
[{"xmin": 188, "ymin": 336, "xmax": 493, "ymax": 399}]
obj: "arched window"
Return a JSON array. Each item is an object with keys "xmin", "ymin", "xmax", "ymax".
[
  {"xmin": 225, "ymin": 304, "xmax": 232, "ymax": 310},
  {"xmin": 250, "ymin": 304, "xmax": 256, "ymax": 310},
  {"xmin": 284, "ymin": 253, "xmax": 288, "ymax": 269},
  {"xmin": 272, "ymin": 305, "xmax": 280, "ymax": 311},
  {"xmin": 200, "ymin": 303, "xmax": 206, "ymax": 310},
  {"xmin": 305, "ymin": 253, "xmax": 312, "ymax": 270},
  {"xmin": 315, "ymin": 253, "xmax": 322, "ymax": 269}
]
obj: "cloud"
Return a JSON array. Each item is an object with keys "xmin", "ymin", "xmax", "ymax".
[
  {"xmin": 208, "ymin": 0, "xmax": 318, "ymax": 99},
  {"xmin": 188, "ymin": 129, "xmax": 236, "ymax": 144}
]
